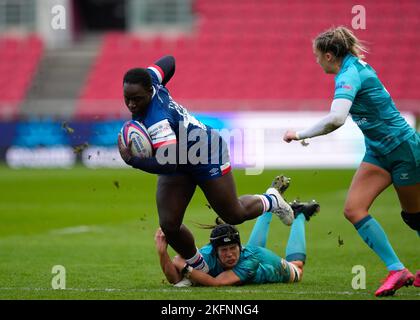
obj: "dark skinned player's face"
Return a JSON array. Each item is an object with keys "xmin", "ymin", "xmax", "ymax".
[{"xmin": 123, "ymin": 83, "xmax": 153, "ymax": 116}]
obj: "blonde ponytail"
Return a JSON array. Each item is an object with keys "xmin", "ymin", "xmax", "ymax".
[{"xmin": 314, "ymin": 26, "xmax": 368, "ymax": 59}]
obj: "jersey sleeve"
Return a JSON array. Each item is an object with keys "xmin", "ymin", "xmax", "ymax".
[
  {"xmin": 334, "ymin": 66, "xmax": 361, "ymax": 102},
  {"xmin": 232, "ymin": 256, "xmax": 259, "ymax": 282},
  {"xmin": 148, "ymin": 119, "xmax": 177, "ymax": 149},
  {"xmin": 144, "ymin": 104, "xmax": 177, "ymax": 150},
  {"xmin": 147, "ymin": 65, "xmax": 165, "ymax": 86}
]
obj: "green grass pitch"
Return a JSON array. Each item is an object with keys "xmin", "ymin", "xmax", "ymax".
[{"xmin": 0, "ymin": 165, "xmax": 418, "ymax": 300}]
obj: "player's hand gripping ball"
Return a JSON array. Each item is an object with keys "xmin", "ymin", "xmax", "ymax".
[{"xmin": 118, "ymin": 120, "xmax": 153, "ymax": 163}]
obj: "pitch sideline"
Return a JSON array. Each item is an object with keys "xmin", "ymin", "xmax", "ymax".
[{"xmin": 0, "ymin": 286, "xmax": 419, "ymax": 296}]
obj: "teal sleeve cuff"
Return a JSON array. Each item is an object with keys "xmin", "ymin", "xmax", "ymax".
[{"xmin": 334, "ymin": 94, "xmax": 355, "ymax": 101}]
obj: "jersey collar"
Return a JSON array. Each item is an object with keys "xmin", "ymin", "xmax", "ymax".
[{"xmin": 336, "ymin": 53, "xmax": 356, "ymax": 78}]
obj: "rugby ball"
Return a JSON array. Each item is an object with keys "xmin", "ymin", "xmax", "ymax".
[{"xmin": 120, "ymin": 120, "xmax": 153, "ymax": 158}]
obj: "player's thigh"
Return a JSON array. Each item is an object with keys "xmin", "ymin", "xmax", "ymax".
[
  {"xmin": 389, "ymin": 134, "xmax": 420, "ymax": 212},
  {"xmin": 156, "ymin": 174, "xmax": 197, "ymax": 227},
  {"xmin": 394, "ymin": 183, "xmax": 420, "ymax": 212},
  {"xmin": 198, "ymin": 171, "xmax": 242, "ymax": 214},
  {"xmin": 344, "ymin": 162, "xmax": 392, "ymax": 218}
]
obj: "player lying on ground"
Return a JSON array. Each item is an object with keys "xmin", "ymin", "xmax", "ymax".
[
  {"xmin": 283, "ymin": 26, "xmax": 420, "ymax": 296},
  {"xmin": 155, "ymin": 200, "xmax": 320, "ymax": 286},
  {"xmin": 118, "ymin": 55, "xmax": 294, "ymax": 275}
]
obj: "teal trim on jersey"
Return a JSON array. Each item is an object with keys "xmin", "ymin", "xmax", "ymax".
[
  {"xmin": 334, "ymin": 54, "xmax": 416, "ymax": 156},
  {"xmin": 199, "ymin": 244, "xmax": 292, "ymax": 284},
  {"xmin": 363, "ymin": 132, "xmax": 420, "ymax": 186},
  {"xmin": 333, "ymin": 93, "xmax": 355, "ymax": 101}
]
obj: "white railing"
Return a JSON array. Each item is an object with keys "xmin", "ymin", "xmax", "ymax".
[{"xmin": 0, "ymin": 0, "xmax": 35, "ymax": 33}]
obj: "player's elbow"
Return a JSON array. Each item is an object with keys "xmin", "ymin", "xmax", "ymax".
[
  {"xmin": 161, "ymin": 55, "xmax": 176, "ymax": 69},
  {"xmin": 167, "ymin": 55, "xmax": 175, "ymax": 64},
  {"xmin": 329, "ymin": 113, "xmax": 347, "ymax": 127}
]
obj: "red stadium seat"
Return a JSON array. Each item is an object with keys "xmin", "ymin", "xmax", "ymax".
[
  {"xmin": 0, "ymin": 34, "xmax": 43, "ymax": 118},
  {"xmin": 75, "ymin": 0, "xmax": 420, "ymax": 117}
]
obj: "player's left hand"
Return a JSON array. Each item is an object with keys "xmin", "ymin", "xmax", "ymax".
[
  {"xmin": 118, "ymin": 134, "xmax": 133, "ymax": 164},
  {"xmin": 283, "ymin": 130, "xmax": 298, "ymax": 143}
]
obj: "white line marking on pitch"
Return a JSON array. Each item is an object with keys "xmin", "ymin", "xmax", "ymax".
[
  {"xmin": 50, "ymin": 225, "xmax": 99, "ymax": 235},
  {"xmin": 0, "ymin": 287, "xmax": 419, "ymax": 296}
]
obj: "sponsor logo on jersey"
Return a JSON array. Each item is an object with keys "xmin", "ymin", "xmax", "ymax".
[
  {"xmin": 336, "ymin": 81, "xmax": 353, "ymax": 90},
  {"xmin": 354, "ymin": 117, "xmax": 368, "ymax": 126}
]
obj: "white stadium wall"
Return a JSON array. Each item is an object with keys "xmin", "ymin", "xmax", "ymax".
[
  {"xmin": 204, "ymin": 111, "xmax": 416, "ymax": 173},
  {"xmin": 6, "ymin": 111, "xmax": 415, "ymax": 170}
]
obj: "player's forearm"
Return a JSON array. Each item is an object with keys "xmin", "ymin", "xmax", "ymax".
[
  {"xmin": 296, "ymin": 98, "xmax": 351, "ymax": 139},
  {"xmin": 187, "ymin": 270, "xmax": 222, "ymax": 286},
  {"xmin": 296, "ymin": 115, "xmax": 342, "ymax": 139},
  {"xmin": 127, "ymin": 156, "xmax": 177, "ymax": 174},
  {"xmin": 127, "ymin": 142, "xmax": 178, "ymax": 174},
  {"xmin": 158, "ymin": 251, "xmax": 182, "ymax": 284}
]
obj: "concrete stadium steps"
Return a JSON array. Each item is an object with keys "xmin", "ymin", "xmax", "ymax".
[{"xmin": 20, "ymin": 35, "xmax": 101, "ymax": 118}]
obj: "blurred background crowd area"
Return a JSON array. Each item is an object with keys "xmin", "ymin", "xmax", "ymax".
[{"xmin": 0, "ymin": 0, "xmax": 418, "ymax": 168}]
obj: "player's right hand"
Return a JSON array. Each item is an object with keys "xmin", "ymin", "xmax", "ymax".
[
  {"xmin": 283, "ymin": 130, "xmax": 298, "ymax": 143},
  {"xmin": 154, "ymin": 228, "xmax": 168, "ymax": 254},
  {"xmin": 118, "ymin": 134, "xmax": 133, "ymax": 164}
]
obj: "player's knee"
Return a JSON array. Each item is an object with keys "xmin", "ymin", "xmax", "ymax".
[
  {"xmin": 343, "ymin": 205, "xmax": 366, "ymax": 223},
  {"xmin": 401, "ymin": 211, "xmax": 420, "ymax": 231},
  {"xmin": 343, "ymin": 205, "xmax": 356, "ymax": 221}
]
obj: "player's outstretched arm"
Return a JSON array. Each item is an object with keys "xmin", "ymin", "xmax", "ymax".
[
  {"xmin": 155, "ymin": 228, "xmax": 183, "ymax": 284},
  {"xmin": 118, "ymin": 135, "xmax": 177, "ymax": 174},
  {"xmin": 153, "ymin": 55, "xmax": 175, "ymax": 86},
  {"xmin": 283, "ymin": 98, "xmax": 352, "ymax": 142},
  {"xmin": 173, "ymin": 257, "xmax": 241, "ymax": 287}
]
